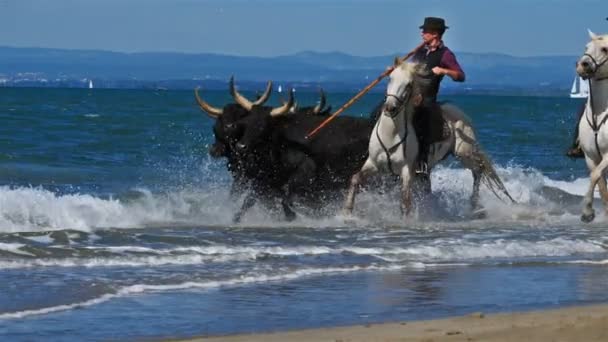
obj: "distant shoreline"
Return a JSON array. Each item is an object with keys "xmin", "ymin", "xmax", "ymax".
[
  {"xmin": 0, "ymin": 45, "xmax": 577, "ymax": 96},
  {"xmin": 171, "ymin": 303, "xmax": 608, "ymax": 342}
]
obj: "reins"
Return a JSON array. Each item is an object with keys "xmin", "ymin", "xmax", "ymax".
[
  {"xmin": 375, "ymin": 89, "xmax": 413, "ymax": 175},
  {"xmin": 584, "ymin": 73, "xmax": 608, "ymax": 157}
]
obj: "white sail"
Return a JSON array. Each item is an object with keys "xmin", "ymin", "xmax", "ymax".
[
  {"xmin": 570, "ymin": 77, "xmax": 577, "ymax": 94},
  {"xmin": 278, "ymin": 85, "xmax": 282, "ymax": 93},
  {"xmin": 570, "ymin": 76, "xmax": 588, "ymax": 98},
  {"xmin": 580, "ymin": 78, "xmax": 589, "ymax": 96},
  {"xmin": 88, "ymin": 80, "xmax": 93, "ymax": 89}
]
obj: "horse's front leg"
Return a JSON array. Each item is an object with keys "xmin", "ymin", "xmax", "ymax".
[
  {"xmin": 582, "ymin": 157, "xmax": 608, "ymax": 222},
  {"xmin": 400, "ymin": 165, "xmax": 414, "ymax": 217},
  {"xmin": 343, "ymin": 159, "xmax": 377, "ymax": 216}
]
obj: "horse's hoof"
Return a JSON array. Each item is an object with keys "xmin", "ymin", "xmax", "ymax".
[{"xmin": 581, "ymin": 211, "xmax": 595, "ymax": 223}]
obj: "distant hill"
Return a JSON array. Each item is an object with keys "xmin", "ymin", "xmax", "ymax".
[{"xmin": 0, "ymin": 46, "xmax": 578, "ymax": 94}]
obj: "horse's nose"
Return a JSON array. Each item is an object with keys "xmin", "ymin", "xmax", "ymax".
[{"xmin": 581, "ymin": 61, "xmax": 590, "ymax": 69}]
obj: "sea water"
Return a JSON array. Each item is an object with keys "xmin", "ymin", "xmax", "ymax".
[{"xmin": 0, "ymin": 87, "xmax": 606, "ymax": 341}]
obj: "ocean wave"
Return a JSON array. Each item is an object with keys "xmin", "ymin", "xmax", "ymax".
[
  {"xmin": 0, "ymin": 165, "xmax": 600, "ymax": 233},
  {"xmin": 1, "ymin": 237, "xmax": 604, "ymax": 269},
  {"xmin": 0, "ymin": 264, "xmax": 403, "ymax": 320}
]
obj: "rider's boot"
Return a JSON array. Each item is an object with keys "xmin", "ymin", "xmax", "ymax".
[
  {"xmin": 416, "ymin": 139, "xmax": 429, "ymax": 175},
  {"xmin": 566, "ymin": 143, "xmax": 584, "ymax": 159}
]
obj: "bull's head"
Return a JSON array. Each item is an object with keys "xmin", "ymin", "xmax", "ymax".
[
  {"xmin": 229, "ymin": 78, "xmax": 294, "ymax": 153},
  {"xmin": 194, "ymin": 80, "xmax": 273, "ymax": 118},
  {"xmin": 194, "ymin": 80, "xmax": 272, "ymax": 158}
]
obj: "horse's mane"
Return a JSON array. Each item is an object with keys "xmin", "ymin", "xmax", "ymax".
[
  {"xmin": 397, "ymin": 61, "xmax": 422, "ymax": 75},
  {"xmin": 394, "ymin": 61, "xmax": 434, "ymax": 94}
]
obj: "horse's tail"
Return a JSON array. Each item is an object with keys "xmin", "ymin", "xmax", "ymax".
[{"xmin": 473, "ymin": 150, "xmax": 516, "ymax": 204}]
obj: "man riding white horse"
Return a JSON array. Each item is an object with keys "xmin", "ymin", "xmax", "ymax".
[
  {"xmin": 411, "ymin": 17, "xmax": 466, "ymax": 174},
  {"xmin": 342, "ymin": 59, "xmax": 514, "ymax": 219}
]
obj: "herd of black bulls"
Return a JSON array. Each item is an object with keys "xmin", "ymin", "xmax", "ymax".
[{"xmin": 195, "ymin": 77, "xmax": 385, "ymax": 222}]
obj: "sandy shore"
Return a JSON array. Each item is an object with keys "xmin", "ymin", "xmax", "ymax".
[{"xmin": 172, "ymin": 303, "xmax": 608, "ymax": 341}]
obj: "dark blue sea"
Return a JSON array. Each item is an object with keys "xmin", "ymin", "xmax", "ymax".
[{"xmin": 1, "ymin": 87, "xmax": 607, "ymax": 341}]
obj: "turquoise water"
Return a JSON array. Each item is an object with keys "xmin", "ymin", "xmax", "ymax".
[{"xmin": 1, "ymin": 87, "xmax": 607, "ymax": 341}]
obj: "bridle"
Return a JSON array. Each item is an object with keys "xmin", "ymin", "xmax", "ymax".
[
  {"xmin": 582, "ymin": 53, "xmax": 608, "ymax": 81},
  {"xmin": 376, "ymin": 83, "xmax": 414, "ymax": 175},
  {"xmin": 383, "ymin": 84, "xmax": 413, "ymax": 118}
]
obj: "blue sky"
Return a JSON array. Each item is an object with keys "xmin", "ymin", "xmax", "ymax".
[{"xmin": 1, "ymin": 0, "xmax": 607, "ymax": 57}]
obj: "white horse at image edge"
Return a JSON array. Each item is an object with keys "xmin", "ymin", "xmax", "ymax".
[{"xmin": 576, "ymin": 30, "xmax": 608, "ymax": 222}]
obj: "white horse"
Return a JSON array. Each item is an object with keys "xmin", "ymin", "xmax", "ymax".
[
  {"xmin": 343, "ymin": 60, "xmax": 514, "ymax": 218},
  {"xmin": 576, "ymin": 30, "xmax": 608, "ymax": 222}
]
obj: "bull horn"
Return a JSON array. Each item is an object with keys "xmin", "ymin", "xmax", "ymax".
[
  {"xmin": 194, "ymin": 87, "xmax": 223, "ymax": 118},
  {"xmin": 282, "ymin": 99, "xmax": 298, "ymax": 113},
  {"xmin": 312, "ymin": 88, "xmax": 326, "ymax": 114},
  {"xmin": 229, "ymin": 76, "xmax": 253, "ymax": 111},
  {"xmin": 270, "ymin": 88, "xmax": 294, "ymax": 117},
  {"xmin": 252, "ymin": 80, "xmax": 273, "ymax": 106}
]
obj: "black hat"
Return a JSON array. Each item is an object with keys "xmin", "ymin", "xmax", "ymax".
[{"xmin": 419, "ymin": 17, "xmax": 449, "ymax": 32}]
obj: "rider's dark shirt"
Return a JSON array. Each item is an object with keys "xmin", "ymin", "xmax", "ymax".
[{"xmin": 412, "ymin": 42, "xmax": 465, "ymax": 104}]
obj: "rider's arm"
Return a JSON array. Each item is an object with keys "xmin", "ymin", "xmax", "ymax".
[{"xmin": 436, "ymin": 50, "xmax": 465, "ymax": 82}]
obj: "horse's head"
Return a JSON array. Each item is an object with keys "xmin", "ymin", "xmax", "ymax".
[
  {"xmin": 383, "ymin": 59, "xmax": 428, "ymax": 117},
  {"xmin": 577, "ymin": 30, "xmax": 608, "ymax": 80}
]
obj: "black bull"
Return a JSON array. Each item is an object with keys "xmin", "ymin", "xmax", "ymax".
[{"xmin": 196, "ymin": 84, "xmax": 394, "ymax": 222}]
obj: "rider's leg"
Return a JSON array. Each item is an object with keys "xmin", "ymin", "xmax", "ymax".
[
  {"xmin": 566, "ymin": 102, "xmax": 586, "ymax": 158},
  {"xmin": 415, "ymin": 106, "xmax": 430, "ymax": 174}
]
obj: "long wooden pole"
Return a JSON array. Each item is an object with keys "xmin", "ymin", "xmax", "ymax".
[{"xmin": 305, "ymin": 42, "xmax": 426, "ymax": 140}]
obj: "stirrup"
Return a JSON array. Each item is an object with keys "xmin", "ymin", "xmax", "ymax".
[{"xmin": 415, "ymin": 161, "xmax": 428, "ymax": 175}]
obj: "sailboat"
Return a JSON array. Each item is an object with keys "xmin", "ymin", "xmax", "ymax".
[
  {"xmin": 570, "ymin": 76, "xmax": 589, "ymax": 98},
  {"xmin": 88, "ymin": 80, "xmax": 94, "ymax": 89}
]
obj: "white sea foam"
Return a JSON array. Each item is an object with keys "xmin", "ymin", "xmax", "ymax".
[
  {"xmin": 564, "ymin": 259, "xmax": 608, "ymax": 265},
  {"xmin": 387, "ymin": 237, "xmax": 606, "ymax": 262},
  {"xmin": 0, "ymin": 242, "xmax": 35, "ymax": 257},
  {"xmin": 22, "ymin": 234, "xmax": 54, "ymax": 244},
  {"xmin": 0, "ymin": 164, "xmax": 598, "ymax": 233},
  {"xmin": 0, "ymin": 264, "xmax": 403, "ymax": 319},
  {"xmin": 0, "ymin": 185, "xmax": 234, "ymax": 233},
  {"xmin": 1, "ymin": 238, "xmax": 603, "ymax": 270}
]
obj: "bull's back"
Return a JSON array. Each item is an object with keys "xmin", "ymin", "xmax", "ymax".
[{"xmin": 279, "ymin": 115, "xmax": 373, "ymax": 186}]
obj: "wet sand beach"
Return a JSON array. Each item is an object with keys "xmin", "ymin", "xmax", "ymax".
[{"xmin": 177, "ymin": 303, "xmax": 608, "ymax": 342}]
